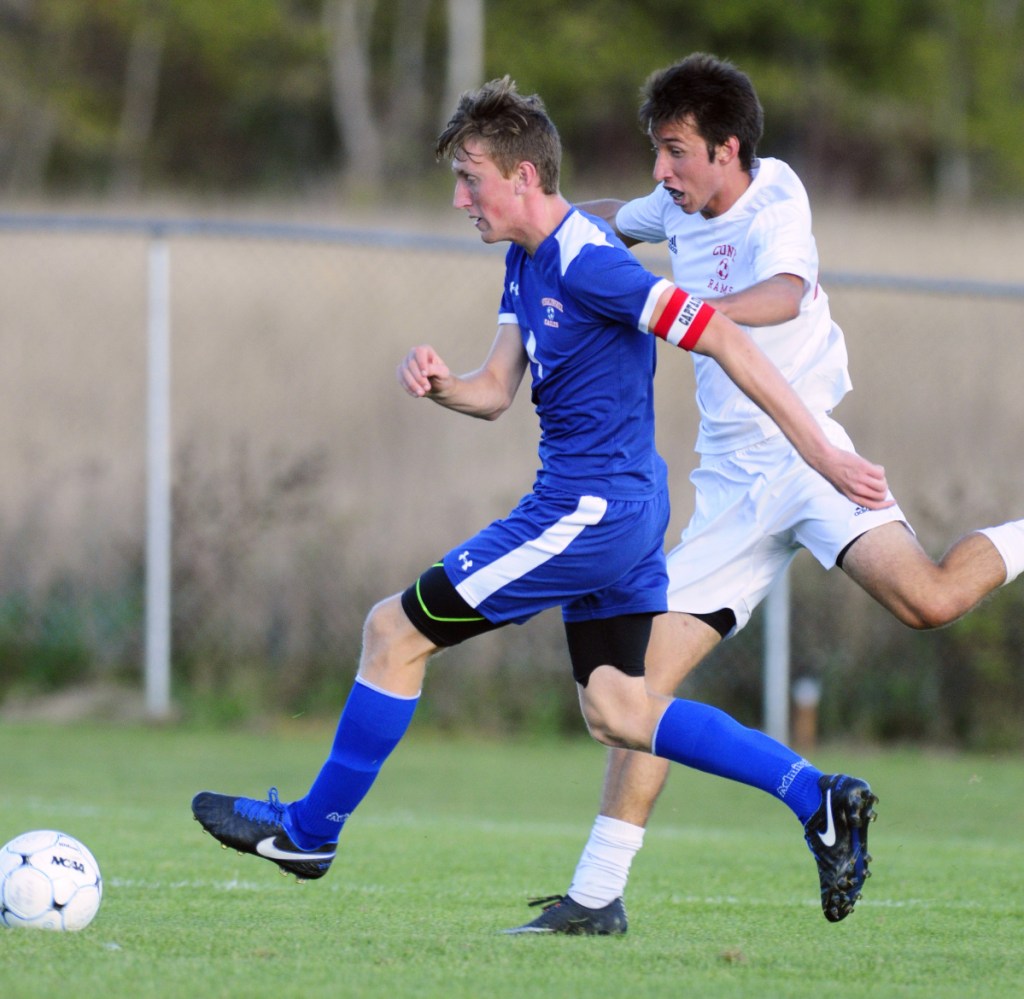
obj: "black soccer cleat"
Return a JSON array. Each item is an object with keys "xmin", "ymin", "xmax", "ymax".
[
  {"xmin": 803, "ymin": 773, "xmax": 877, "ymax": 922},
  {"xmin": 502, "ymin": 894, "xmax": 628, "ymax": 935},
  {"xmin": 191, "ymin": 787, "xmax": 336, "ymax": 882}
]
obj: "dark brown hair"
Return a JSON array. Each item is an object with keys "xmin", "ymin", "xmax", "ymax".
[{"xmin": 640, "ymin": 53, "xmax": 764, "ymax": 171}]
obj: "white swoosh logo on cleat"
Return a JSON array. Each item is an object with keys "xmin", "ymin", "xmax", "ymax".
[
  {"xmin": 256, "ymin": 837, "xmax": 334, "ymax": 863},
  {"xmin": 816, "ymin": 789, "xmax": 837, "ymax": 847}
]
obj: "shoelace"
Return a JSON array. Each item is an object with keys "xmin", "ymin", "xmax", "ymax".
[
  {"xmin": 234, "ymin": 786, "xmax": 286, "ymax": 824},
  {"xmin": 527, "ymin": 895, "xmax": 566, "ymax": 911}
]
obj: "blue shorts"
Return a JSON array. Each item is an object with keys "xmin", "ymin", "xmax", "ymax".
[{"xmin": 440, "ymin": 486, "xmax": 670, "ymax": 625}]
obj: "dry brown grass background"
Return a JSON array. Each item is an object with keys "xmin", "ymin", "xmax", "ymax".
[{"xmin": 1, "ymin": 201, "xmax": 1022, "ymax": 730}]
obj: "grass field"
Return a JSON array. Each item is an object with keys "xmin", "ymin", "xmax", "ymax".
[{"xmin": 1, "ymin": 721, "xmax": 1023, "ymax": 999}]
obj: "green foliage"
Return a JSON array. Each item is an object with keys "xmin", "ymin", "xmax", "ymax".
[
  {"xmin": 0, "ymin": 581, "xmax": 138, "ymax": 699},
  {"xmin": 1, "ymin": 724, "xmax": 1023, "ymax": 997},
  {"xmin": 2, "ymin": 0, "xmax": 1023, "ymax": 198},
  {"xmin": 937, "ymin": 586, "xmax": 1024, "ymax": 750}
]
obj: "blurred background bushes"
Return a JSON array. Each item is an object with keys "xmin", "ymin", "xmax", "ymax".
[{"xmin": 1, "ymin": 0, "xmax": 1022, "ymax": 204}]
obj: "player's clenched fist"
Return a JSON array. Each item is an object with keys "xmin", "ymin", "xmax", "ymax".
[{"xmin": 397, "ymin": 344, "xmax": 452, "ymax": 398}]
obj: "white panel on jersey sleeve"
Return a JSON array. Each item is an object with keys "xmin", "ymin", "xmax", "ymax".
[
  {"xmin": 638, "ymin": 278, "xmax": 674, "ymax": 333},
  {"xmin": 554, "ymin": 212, "xmax": 611, "ymax": 275},
  {"xmin": 454, "ymin": 495, "xmax": 608, "ymax": 608}
]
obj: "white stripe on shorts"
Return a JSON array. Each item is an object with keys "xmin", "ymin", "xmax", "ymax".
[{"xmin": 455, "ymin": 495, "xmax": 608, "ymax": 608}]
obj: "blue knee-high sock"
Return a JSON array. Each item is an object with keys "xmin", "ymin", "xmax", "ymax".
[
  {"xmin": 285, "ymin": 678, "xmax": 419, "ymax": 848},
  {"xmin": 652, "ymin": 698, "xmax": 823, "ymax": 823}
]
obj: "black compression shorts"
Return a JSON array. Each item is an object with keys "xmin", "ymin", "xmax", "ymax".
[{"xmin": 401, "ymin": 564, "xmax": 656, "ymax": 687}]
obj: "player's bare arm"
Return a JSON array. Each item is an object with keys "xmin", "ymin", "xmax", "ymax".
[
  {"xmin": 397, "ymin": 323, "xmax": 528, "ymax": 421},
  {"xmin": 692, "ymin": 310, "xmax": 890, "ymax": 509},
  {"xmin": 710, "ymin": 273, "xmax": 803, "ymax": 326},
  {"xmin": 648, "ymin": 286, "xmax": 889, "ymax": 509}
]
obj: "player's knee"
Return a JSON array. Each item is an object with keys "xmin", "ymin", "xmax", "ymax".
[
  {"xmin": 586, "ymin": 722, "xmax": 633, "ymax": 750},
  {"xmin": 895, "ymin": 593, "xmax": 963, "ymax": 631},
  {"xmin": 585, "ymin": 719, "xmax": 626, "ymax": 749},
  {"xmin": 580, "ymin": 701, "xmax": 644, "ymax": 750},
  {"xmin": 901, "ymin": 608, "xmax": 941, "ymax": 631},
  {"xmin": 361, "ymin": 595, "xmax": 409, "ymax": 653}
]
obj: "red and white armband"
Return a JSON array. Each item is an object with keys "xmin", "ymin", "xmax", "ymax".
[{"xmin": 650, "ymin": 286, "xmax": 715, "ymax": 351}]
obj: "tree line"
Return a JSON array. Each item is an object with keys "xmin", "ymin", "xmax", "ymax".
[{"xmin": 1, "ymin": 1, "xmax": 1021, "ymax": 202}]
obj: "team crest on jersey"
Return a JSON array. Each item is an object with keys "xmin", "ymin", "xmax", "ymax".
[
  {"xmin": 542, "ymin": 297, "xmax": 564, "ymax": 328},
  {"xmin": 708, "ymin": 243, "xmax": 737, "ymax": 294}
]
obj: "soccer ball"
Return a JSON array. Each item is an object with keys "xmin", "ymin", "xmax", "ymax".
[{"xmin": 0, "ymin": 830, "xmax": 103, "ymax": 931}]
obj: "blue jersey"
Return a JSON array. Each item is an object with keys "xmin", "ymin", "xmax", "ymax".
[
  {"xmin": 433, "ymin": 208, "xmax": 695, "ymax": 629},
  {"xmin": 499, "ymin": 208, "xmax": 672, "ymax": 500}
]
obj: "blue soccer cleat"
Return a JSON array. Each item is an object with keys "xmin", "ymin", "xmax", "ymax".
[
  {"xmin": 803, "ymin": 773, "xmax": 877, "ymax": 922},
  {"xmin": 191, "ymin": 787, "xmax": 335, "ymax": 882}
]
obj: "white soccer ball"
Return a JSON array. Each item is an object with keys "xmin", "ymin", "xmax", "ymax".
[{"xmin": 0, "ymin": 830, "xmax": 103, "ymax": 931}]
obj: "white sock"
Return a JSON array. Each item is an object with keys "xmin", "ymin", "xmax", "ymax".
[
  {"xmin": 567, "ymin": 814, "xmax": 645, "ymax": 909},
  {"xmin": 978, "ymin": 520, "xmax": 1024, "ymax": 586}
]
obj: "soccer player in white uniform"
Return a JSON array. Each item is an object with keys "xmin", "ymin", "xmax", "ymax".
[
  {"xmin": 191, "ymin": 77, "xmax": 892, "ymax": 923},
  {"xmin": 508, "ymin": 53, "xmax": 1024, "ymax": 934}
]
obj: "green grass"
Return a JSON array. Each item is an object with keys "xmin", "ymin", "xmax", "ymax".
[{"xmin": 1, "ymin": 720, "xmax": 1022, "ymax": 998}]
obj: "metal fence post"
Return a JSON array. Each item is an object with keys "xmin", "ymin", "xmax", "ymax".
[
  {"xmin": 145, "ymin": 234, "xmax": 172, "ymax": 718},
  {"xmin": 763, "ymin": 566, "xmax": 790, "ymax": 743}
]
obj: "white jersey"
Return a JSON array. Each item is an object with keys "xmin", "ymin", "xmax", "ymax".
[{"xmin": 616, "ymin": 157, "xmax": 852, "ymax": 455}]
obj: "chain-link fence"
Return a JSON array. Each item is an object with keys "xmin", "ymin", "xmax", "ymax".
[{"xmin": 1, "ymin": 212, "xmax": 1022, "ymax": 746}]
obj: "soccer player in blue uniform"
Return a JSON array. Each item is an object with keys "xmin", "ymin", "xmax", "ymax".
[{"xmin": 191, "ymin": 77, "xmax": 888, "ymax": 923}]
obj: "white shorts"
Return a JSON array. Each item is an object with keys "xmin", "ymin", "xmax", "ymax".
[{"xmin": 666, "ymin": 418, "xmax": 909, "ymax": 636}]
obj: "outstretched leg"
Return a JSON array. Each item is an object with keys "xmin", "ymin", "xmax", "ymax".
[
  {"xmin": 192, "ymin": 594, "xmax": 432, "ymax": 880},
  {"xmin": 506, "ymin": 608, "xmax": 877, "ymax": 934},
  {"xmin": 589, "ymin": 664, "xmax": 876, "ymax": 925},
  {"xmin": 842, "ymin": 520, "xmax": 1022, "ymax": 629}
]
